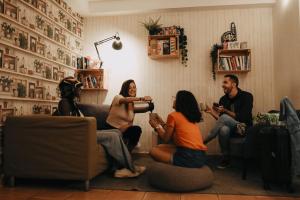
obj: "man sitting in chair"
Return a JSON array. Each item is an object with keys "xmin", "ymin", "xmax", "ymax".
[{"xmin": 204, "ymin": 74, "xmax": 253, "ymax": 169}]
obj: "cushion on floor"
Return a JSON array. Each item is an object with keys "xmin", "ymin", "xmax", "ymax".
[{"xmin": 147, "ymin": 162, "xmax": 214, "ymax": 192}]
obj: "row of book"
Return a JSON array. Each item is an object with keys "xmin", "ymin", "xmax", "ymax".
[
  {"xmin": 78, "ymin": 74, "xmax": 103, "ymax": 89},
  {"xmin": 219, "ymin": 55, "xmax": 250, "ymax": 71},
  {"xmin": 77, "ymin": 57, "xmax": 90, "ymax": 69},
  {"xmin": 149, "ymin": 37, "xmax": 177, "ymax": 56}
]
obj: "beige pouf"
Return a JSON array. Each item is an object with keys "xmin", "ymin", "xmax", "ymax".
[{"xmin": 147, "ymin": 162, "xmax": 214, "ymax": 192}]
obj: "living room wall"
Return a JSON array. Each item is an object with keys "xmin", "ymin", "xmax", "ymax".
[
  {"xmin": 83, "ymin": 5, "xmax": 275, "ymax": 154},
  {"xmin": 273, "ymin": 0, "xmax": 300, "ymax": 108}
]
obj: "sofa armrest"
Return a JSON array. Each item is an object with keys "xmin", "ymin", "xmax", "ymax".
[{"xmin": 3, "ymin": 115, "xmax": 106, "ymax": 180}]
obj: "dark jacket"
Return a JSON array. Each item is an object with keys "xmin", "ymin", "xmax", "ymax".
[
  {"xmin": 219, "ymin": 88, "xmax": 253, "ymax": 126},
  {"xmin": 53, "ymin": 98, "xmax": 82, "ymax": 116}
]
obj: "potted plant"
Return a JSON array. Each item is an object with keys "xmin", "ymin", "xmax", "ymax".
[
  {"xmin": 1, "ymin": 22, "xmax": 15, "ymax": 39},
  {"xmin": 141, "ymin": 16, "xmax": 162, "ymax": 35},
  {"xmin": 177, "ymin": 26, "xmax": 188, "ymax": 67},
  {"xmin": 210, "ymin": 43, "xmax": 223, "ymax": 80},
  {"xmin": 17, "ymin": 83, "xmax": 27, "ymax": 97}
]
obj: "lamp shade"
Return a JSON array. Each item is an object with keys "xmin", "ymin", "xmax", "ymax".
[{"xmin": 112, "ymin": 39, "xmax": 122, "ymax": 50}]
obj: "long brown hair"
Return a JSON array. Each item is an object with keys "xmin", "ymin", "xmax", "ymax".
[{"xmin": 119, "ymin": 79, "xmax": 135, "ymax": 97}]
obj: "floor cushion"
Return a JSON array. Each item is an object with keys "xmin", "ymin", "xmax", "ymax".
[{"xmin": 147, "ymin": 162, "xmax": 214, "ymax": 192}]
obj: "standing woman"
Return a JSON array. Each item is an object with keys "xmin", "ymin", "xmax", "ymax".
[
  {"xmin": 106, "ymin": 79, "xmax": 152, "ymax": 152},
  {"xmin": 149, "ymin": 90, "xmax": 207, "ymax": 168}
]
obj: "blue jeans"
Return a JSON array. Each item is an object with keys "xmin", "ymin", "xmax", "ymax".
[{"xmin": 205, "ymin": 114, "xmax": 239, "ymax": 156}]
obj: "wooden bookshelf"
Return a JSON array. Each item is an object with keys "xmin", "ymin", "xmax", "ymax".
[
  {"xmin": 75, "ymin": 69, "xmax": 106, "ymax": 90},
  {"xmin": 148, "ymin": 35, "xmax": 180, "ymax": 59},
  {"xmin": 216, "ymin": 49, "xmax": 251, "ymax": 73}
]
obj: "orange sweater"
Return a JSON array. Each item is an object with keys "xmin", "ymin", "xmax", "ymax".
[{"xmin": 167, "ymin": 112, "xmax": 207, "ymax": 151}]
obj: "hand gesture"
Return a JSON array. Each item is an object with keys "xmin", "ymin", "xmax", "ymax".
[
  {"xmin": 205, "ymin": 105, "xmax": 213, "ymax": 113},
  {"xmin": 149, "ymin": 118, "xmax": 159, "ymax": 129},
  {"xmin": 143, "ymin": 96, "xmax": 152, "ymax": 102}
]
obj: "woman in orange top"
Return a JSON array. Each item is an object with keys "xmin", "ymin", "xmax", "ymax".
[{"xmin": 149, "ymin": 90, "xmax": 207, "ymax": 168}]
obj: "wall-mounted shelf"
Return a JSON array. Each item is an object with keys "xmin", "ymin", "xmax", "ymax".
[
  {"xmin": 216, "ymin": 49, "xmax": 251, "ymax": 73},
  {"xmin": 0, "ymin": 96, "xmax": 59, "ymax": 103},
  {"xmin": 49, "ymin": 0, "xmax": 83, "ymax": 25},
  {"xmin": 0, "ymin": 69, "xmax": 59, "ymax": 84},
  {"xmin": 0, "ymin": 40, "xmax": 76, "ymax": 70},
  {"xmin": 0, "ymin": 13, "xmax": 81, "ymax": 56},
  {"xmin": 75, "ymin": 69, "xmax": 105, "ymax": 90},
  {"xmin": 19, "ymin": 0, "xmax": 83, "ymax": 41},
  {"xmin": 148, "ymin": 35, "xmax": 180, "ymax": 59}
]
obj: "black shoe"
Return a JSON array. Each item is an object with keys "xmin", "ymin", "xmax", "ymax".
[{"xmin": 217, "ymin": 157, "xmax": 230, "ymax": 169}]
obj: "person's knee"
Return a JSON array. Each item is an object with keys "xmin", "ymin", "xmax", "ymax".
[
  {"xmin": 150, "ymin": 147, "xmax": 159, "ymax": 158},
  {"xmin": 219, "ymin": 114, "xmax": 232, "ymax": 122},
  {"xmin": 219, "ymin": 126, "xmax": 230, "ymax": 137},
  {"xmin": 132, "ymin": 126, "xmax": 142, "ymax": 134}
]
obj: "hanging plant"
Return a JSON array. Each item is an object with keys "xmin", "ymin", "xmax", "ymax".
[
  {"xmin": 210, "ymin": 43, "xmax": 223, "ymax": 80},
  {"xmin": 176, "ymin": 26, "xmax": 188, "ymax": 67},
  {"xmin": 141, "ymin": 16, "xmax": 162, "ymax": 35}
]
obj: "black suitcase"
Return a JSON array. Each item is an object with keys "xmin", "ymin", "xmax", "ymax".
[{"xmin": 258, "ymin": 126, "xmax": 293, "ymax": 192}]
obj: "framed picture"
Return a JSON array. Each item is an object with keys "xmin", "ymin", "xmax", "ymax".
[
  {"xmin": 59, "ymin": 33, "xmax": 66, "ymax": 45},
  {"xmin": 37, "ymin": 0, "xmax": 47, "ymax": 14},
  {"xmin": 0, "ymin": 108, "xmax": 15, "ymax": 125},
  {"xmin": 36, "ymin": 42, "xmax": 45, "ymax": 56},
  {"xmin": 12, "ymin": 78, "xmax": 27, "ymax": 98},
  {"xmin": 3, "ymin": 54, "xmax": 17, "ymax": 71},
  {"xmin": 28, "ymin": 82, "xmax": 35, "ymax": 98},
  {"xmin": 54, "ymin": 28, "xmax": 60, "ymax": 42},
  {"xmin": 0, "ymin": 49, "xmax": 3, "ymax": 68},
  {"xmin": 34, "ymin": 59, "xmax": 43, "ymax": 74},
  {"xmin": 0, "ymin": 0, "xmax": 4, "ymax": 13},
  {"xmin": 30, "ymin": 36, "xmax": 37, "ymax": 52},
  {"xmin": 62, "ymin": 1, "xmax": 67, "ymax": 10},
  {"xmin": 44, "ymin": 63, "xmax": 52, "ymax": 79},
  {"xmin": 35, "ymin": 86, "xmax": 45, "ymax": 99},
  {"xmin": 4, "ymin": 1, "xmax": 18, "ymax": 21},
  {"xmin": 18, "ymin": 31, "xmax": 29, "ymax": 49},
  {"xmin": 57, "ymin": 70, "xmax": 65, "ymax": 81},
  {"xmin": 52, "ymin": 66, "xmax": 58, "ymax": 81},
  {"xmin": 31, "ymin": 0, "xmax": 38, "ymax": 8}
]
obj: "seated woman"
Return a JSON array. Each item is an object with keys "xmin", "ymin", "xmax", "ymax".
[
  {"xmin": 105, "ymin": 79, "xmax": 152, "ymax": 152},
  {"xmin": 149, "ymin": 90, "xmax": 207, "ymax": 168},
  {"xmin": 54, "ymin": 77, "xmax": 145, "ymax": 178}
]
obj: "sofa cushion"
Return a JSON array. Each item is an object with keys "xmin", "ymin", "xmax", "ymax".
[
  {"xmin": 147, "ymin": 162, "xmax": 214, "ymax": 192},
  {"xmin": 78, "ymin": 103, "xmax": 110, "ymax": 130}
]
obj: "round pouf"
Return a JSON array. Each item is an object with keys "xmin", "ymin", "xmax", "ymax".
[{"xmin": 147, "ymin": 162, "xmax": 214, "ymax": 192}]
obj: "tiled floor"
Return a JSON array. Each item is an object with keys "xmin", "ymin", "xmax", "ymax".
[{"xmin": 0, "ymin": 187, "xmax": 299, "ymax": 200}]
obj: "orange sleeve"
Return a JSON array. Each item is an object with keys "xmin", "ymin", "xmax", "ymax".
[{"xmin": 167, "ymin": 114, "xmax": 176, "ymax": 128}]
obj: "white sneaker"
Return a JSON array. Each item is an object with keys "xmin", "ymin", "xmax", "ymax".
[
  {"xmin": 114, "ymin": 168, "xmax": 141, "ymax": 178},
  {"xmin": 134, "ymin": 165, "xmax": 146, "ymax": 174}
]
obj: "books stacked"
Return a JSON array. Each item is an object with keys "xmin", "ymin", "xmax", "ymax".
[{"xmin": 219, "ymin": 55, "xmax": 250, "ymax": 71}]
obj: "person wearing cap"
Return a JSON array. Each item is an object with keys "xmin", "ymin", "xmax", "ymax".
[{"xmin": 54, "ymin": 77, "xmax": 145, "ymax": 178}]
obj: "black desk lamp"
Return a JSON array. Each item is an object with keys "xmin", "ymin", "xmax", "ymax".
[{"xmin": 94, "ymin": 32, "xmax": 122, "ymax": 68}]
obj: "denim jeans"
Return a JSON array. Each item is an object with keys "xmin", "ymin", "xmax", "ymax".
[{"xmin": 205, "ymin": 114, "xmax": 239, "ymax": 156}]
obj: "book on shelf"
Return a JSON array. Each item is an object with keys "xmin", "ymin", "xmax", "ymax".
[{"xmin": 219, "ymin": 55, "xmax": 250, "ymax": 71}]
